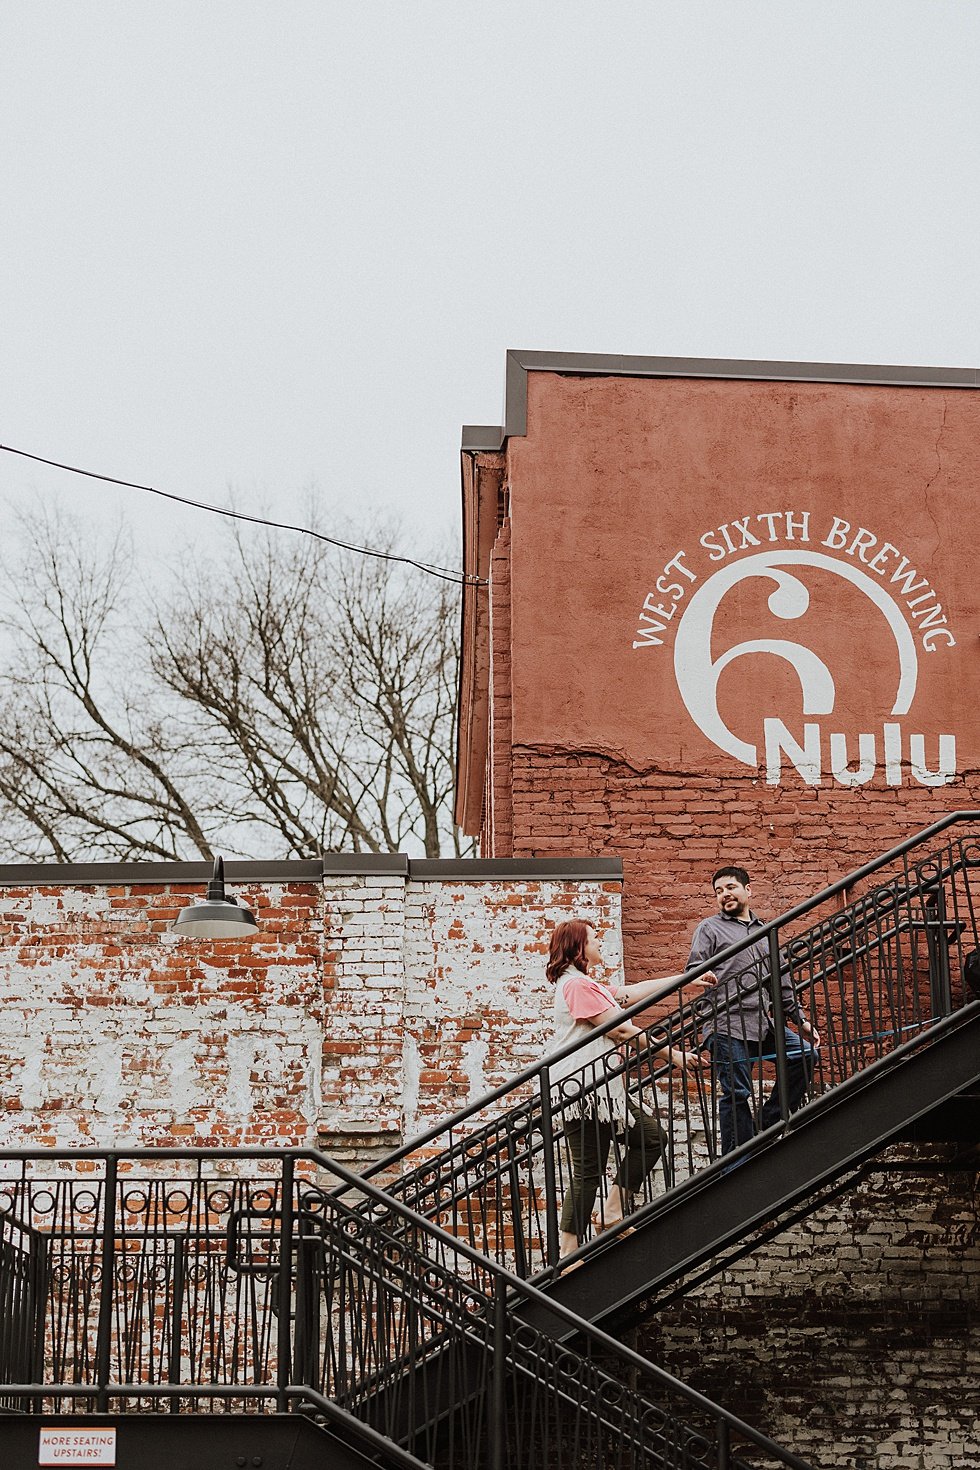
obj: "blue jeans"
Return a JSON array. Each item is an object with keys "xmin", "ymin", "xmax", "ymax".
[{"xmin": 707, "ymin": 1028, "xmax": 817, "ymax": 1156}]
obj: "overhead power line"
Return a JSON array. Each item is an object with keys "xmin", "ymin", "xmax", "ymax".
[{"xmin": 0, "ymin": 442, "xmax": 485, "ymax": 588}]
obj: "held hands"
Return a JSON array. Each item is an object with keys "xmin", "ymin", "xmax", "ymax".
[{"xmin": 683, "ymin": 970, "xmax": 717, "ymax": 992}]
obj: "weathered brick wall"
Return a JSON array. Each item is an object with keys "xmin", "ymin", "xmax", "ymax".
[
  {"xmin": 318, "ymin": 870, "xmax": 409, "ymax": 1160},
  {"xmin": 0, "ymin": 862, "xmax": 622, "ymax": 1162},
  {"xmin": 401, "ymin": 875, "xmax": 622, "ymax": 1136},
  {"xmin": 637, "ymin": 1149, "xmax": 980, "ymax": 1470},
  {"xmin": 0, "ymin": 879, "xmax": 324, "ymax": 1149}
]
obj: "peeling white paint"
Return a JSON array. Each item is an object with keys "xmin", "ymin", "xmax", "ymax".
[
  {"xmin": 0, "ymin": 872, "xmax": 620, "ymax": 1152},
  {"xmin": 463, "ymin": 1037, "xmax": 489, "ymax": 1103},
  {"xmin": 401, "ymin": 1033, "xmax": 421, "ymax": 1134}
]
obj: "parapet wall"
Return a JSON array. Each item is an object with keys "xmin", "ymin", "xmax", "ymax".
[{"xmin": 0, "ymin": 857, "xmax": 622, "ymax": 1162}]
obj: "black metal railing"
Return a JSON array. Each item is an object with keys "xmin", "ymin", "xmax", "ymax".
[
  {"xmin": 3, "ymin": 817, "xmax": 977, "ymax": 1470},
  {"xmin": 0, "ymin": 1229, "xmax": 41, "ymax": 1410},
  {"xmin": 0, "ymin": 1145, "xmax": 812, "ymax": 1469},
  {"xmin": 359, "ymin": 813, "xmax": 980, "ymax": 1275}
]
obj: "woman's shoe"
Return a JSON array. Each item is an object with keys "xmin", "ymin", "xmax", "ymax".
[{"xmin": 591, "ymin": 1209, "xmax": 624, "ymax": 1233}]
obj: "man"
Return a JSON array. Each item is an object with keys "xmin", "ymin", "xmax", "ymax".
[{"xmin": 687, "ymin": 866, "xmax": 820, "ymax": 1157}]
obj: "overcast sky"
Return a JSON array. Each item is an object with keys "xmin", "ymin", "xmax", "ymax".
[{"xmin": 2, "ymin": 2, "xmax": 978, "ymax": 570}]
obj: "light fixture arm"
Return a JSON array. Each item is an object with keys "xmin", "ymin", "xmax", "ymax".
[{"xmin": 207, "ymin": 855, "xmax": 229, "ymax": 903}]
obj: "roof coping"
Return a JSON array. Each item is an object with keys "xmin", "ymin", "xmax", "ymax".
[
  {"xmin": 462, "ymin": 349, "xmax": 980, "ymax": 451},
  {"xmin": 0, "ymin": 854, "xmax": 622, "ymax": 887}
]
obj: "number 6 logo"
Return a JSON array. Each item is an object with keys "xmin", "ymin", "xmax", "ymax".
[{"xmin": 672, "ymin": 550, "xmax": 918, "ymax": 767}]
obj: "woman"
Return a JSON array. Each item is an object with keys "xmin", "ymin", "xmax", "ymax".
[{"xmin": 545, "ymin": 918, "xmax": 706, "ymax": 1262}]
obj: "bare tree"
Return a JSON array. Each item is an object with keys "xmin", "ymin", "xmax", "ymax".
[
  {"xmin": 0, "ymin": 510, "xmax": 213, "ymax": 860},
  {"xmin": 152, "ymin": 521, "xmax": 466, "ymax": 857},
  {"xmin": 0, "ymin": 506, "xmax": 470, "ymax": 861}
]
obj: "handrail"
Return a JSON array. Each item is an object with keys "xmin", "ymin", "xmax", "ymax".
[
  {"xmin": 358, "ymin": 809, "xmax": 980, "ymax": 1178},
  {"xmin": 0, "ymin": 1140, "xmax": 813, "ymax": 1469},
  {"xmin": 319, "ymin": 810, "xmax": 980, "ymax": 1287},
  {"xmin": 5, "ymin": 815, "xmax": 977, "ymax": 1469},
  {"xmin": 0, "ymin": 822, "xmax": 972, "ymax": 1174},
  {"xmin": 364, "ymin": 908, "xmax": 922, "ymax": 1209},
  {"xmin": 5, "ymin": 813, "xmax": 975, "ymax": 1306},
  {"xmin": 349, "ymin": 903, "xmax": 926, "ymax": 1222},
  {"xmin": 557, "ymin": 999, "xmax": 980, "ymax": 1264}
]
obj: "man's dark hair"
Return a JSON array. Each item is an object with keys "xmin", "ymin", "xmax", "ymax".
[{"xmin": 712, "ymin": 865, "xmax": 750, "ymax": 889}]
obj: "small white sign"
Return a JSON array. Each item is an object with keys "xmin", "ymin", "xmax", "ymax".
[{"xmin": 38, "ymin": 1428, "xmax": 117, "ymax": 1466}]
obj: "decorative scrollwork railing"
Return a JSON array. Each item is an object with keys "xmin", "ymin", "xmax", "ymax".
[{"xmin": 0, "ymin": 1146, "xmax": 812, "ymax": 1469}]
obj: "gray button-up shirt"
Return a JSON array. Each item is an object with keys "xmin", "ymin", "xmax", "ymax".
[{"xmin": 686, "ymin": 910, "xmax": 803, "ymax": 1044}]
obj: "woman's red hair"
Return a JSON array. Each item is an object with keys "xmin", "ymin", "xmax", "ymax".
[{"xmin": 546, "ymin": 919, "xmax": 592, "ymax": 985}]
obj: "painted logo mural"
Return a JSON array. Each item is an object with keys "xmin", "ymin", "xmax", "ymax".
[{"xmin": 632, "ymin": 512, "xmax": 957, "ymax": 787}]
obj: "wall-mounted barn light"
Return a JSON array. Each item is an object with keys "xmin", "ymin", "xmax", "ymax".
[{"xmin": 172, "ymin": 856, "xmax": 258, "ymax": 939}]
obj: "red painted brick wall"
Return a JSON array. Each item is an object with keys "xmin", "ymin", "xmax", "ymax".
[
  {"xmin": 509, "ymin": 747, "xmax": 976, "ymax": 979},
  {"xmin": 458, "ymin": 360, "xmax": 980, "ymax": 1470},
  {"xmin": 486, "ymin": 521, "xmax": 514, "ymax": 857},
  {"xmin": 467, "ymin": 370, "xmax": 980, "ymax": 977}
]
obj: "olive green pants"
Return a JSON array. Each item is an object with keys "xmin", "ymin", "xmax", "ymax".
[{"xmin": 559, "ymin": 1102, "xmax": 666, "ymax": 1238}]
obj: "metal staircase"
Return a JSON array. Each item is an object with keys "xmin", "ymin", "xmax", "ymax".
[
  {"xmin": 3, "ymin": 812, "xmax": 978, "ymax": 1469},
  {"xmin": 526, "ymin": 1004, "xmax": 980, "ymax": 1335},
  {"xmin": 356, "ymin": 812, "xmax": 980, "ymax": 1312},
  {"xmin": 0, "ymin": 1145, "xmax": 811, "ymax": 1469}
]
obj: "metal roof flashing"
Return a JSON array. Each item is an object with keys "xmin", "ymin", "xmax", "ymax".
[
  {"xmin": 461, "ymin": 350, "xmax": 980, "ymax": 453},
  {"xmin": 0, "ymin": 855, "xmax": 622, "ymax": 887}
]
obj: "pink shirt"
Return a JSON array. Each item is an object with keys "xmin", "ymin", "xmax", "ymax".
[{"xmin": 562, "ymin": 973, "xmax": 617, "ymax": 1021}]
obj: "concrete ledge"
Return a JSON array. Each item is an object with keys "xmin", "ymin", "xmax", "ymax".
[
  {"xmin": 0, "ymin": 860, "xmax": 306, "ymax": 886},
  {"xmin": 321, "ymin": 854, "xmax": 411, "ymax": 877}
]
